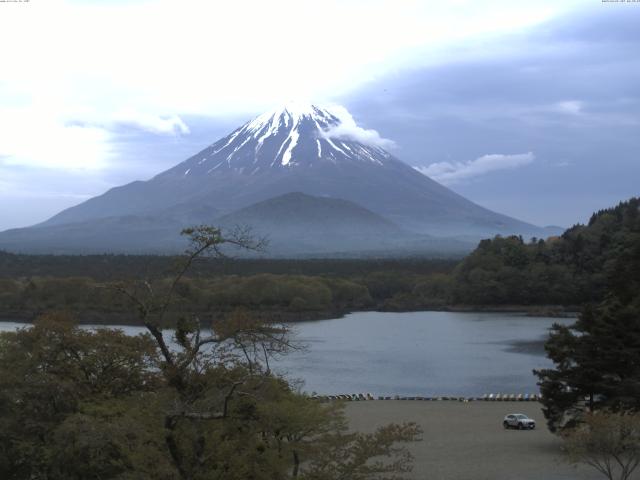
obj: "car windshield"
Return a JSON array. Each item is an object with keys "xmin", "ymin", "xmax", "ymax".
[{"xmin": 515, "ymin": 414, "xmax": 528, "ymax": 419}]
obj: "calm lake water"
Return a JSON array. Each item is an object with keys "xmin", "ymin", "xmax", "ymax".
[{"xmin": 0, "ymin": 311, "xmax": 572, "ymax": 396}]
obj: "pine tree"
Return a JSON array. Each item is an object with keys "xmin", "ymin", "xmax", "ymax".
[{"xmin": 535, "ymin": 199, "xmax": 640, "ymax": 432}]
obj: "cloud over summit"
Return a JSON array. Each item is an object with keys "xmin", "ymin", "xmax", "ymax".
[{"xmin": 322, "ymin": 106, "xmax": 396, "ymax": 149}]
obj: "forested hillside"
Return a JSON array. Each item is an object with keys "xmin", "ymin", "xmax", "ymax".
[
  {"xmin": 533, "ymin": 200, "xmax": 640, "ymax": 431},
  {"xmin": 451, "ymin": 197, "xmax": 640, "ymax": 306}
]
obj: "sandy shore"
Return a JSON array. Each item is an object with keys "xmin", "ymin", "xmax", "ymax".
[{"xmin": 345, "ymin": 401, "xmax": 601, "ymax": 480}]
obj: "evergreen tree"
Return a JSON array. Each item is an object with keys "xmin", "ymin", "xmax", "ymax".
[
  {"xmin": 535, "ymin": 297, "xmax": 640, "ymax": 432},
  {"xmin": 535, "ymin": 199, "xmax": 640, "ymax": 432}
]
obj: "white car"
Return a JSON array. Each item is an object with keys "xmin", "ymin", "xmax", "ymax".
[{"xmin": 503, "ymin": 413, "xmax": 536, "ymax": 430}]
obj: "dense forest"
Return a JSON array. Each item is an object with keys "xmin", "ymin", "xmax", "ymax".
[
  {"xmin": 0, "ymin": 254, "xmax": 458, "ymax": 280},
  {"xmin": 0, "ymin": 198, "xmax": 638, "ymax": 324},
  {"xmin": 451, "ymin": 197, "xmax": 640, "ymax": 305}
]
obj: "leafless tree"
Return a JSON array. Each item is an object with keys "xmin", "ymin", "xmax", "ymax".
[{"xmin": 563, "ymin": 411, "xmax": 640, "ymax": 480}]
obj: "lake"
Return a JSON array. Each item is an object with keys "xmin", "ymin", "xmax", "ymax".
[{"xmin": 0, "ymin": 311, "xmax": 572, "ymax": 397}]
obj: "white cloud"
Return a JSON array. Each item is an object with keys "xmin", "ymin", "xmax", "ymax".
[
  {"xmin": 321, "ymin": 106, "xmax": 396, "ymax": 149},
  {"xmin": 112, "ymin": 109, "xmax": 190, "ymax": 135},
  {"xmin": 0, "ymin": 0, "xmax": 584, "ymax": 227},
  {"xmin": 0, "ymin": 106, "xmax": 186, "ymax": 174},
  {"xmin": 64, "ymin": 108, "xmax": 191, "ymax": 136},
  {"xmin": 415, "ymin": 152, "xmax": 534, "ymax": 184},
  {"xmin": 0, "ymin": 0, "xmax": 583, "ymax": 118},
  {"xmin": 0, "ymin": 107, "xmax": 112, "ymax": 171},
  {"xmin": 553, "ymin": 100, "xmax": 584, "ymax": 115}
]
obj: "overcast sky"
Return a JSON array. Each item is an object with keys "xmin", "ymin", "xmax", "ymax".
[{"xmin": 1, "ymin": 0, "xmax": 638, "ymax": 230}]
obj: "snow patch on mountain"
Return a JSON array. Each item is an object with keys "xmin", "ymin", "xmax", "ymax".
[
  {"xmin": 243, "ymin": 103, "xmax": 394, "ymax": 155},
  {"xmin": 172, "ymin": 103, "xmax": 398, "ymax": 175}
]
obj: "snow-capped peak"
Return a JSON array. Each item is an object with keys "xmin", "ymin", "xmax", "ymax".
[
  {"xmin": 173, "ymin": 103, "xmax": 394, "ymax": 177},
  {"xmin": 237, "ymin": 103, "xmax": 342, "ymax": 166},
  {"xmin": 244, "ymin": 103, "xmax": 340, "ymax": 135}
]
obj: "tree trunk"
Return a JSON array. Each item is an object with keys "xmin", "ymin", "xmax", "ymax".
[
  {"xmin": 292, "ymin": 450, "xmax": 300, "ymax": 478},
  {"xmin": 165, "ymin": 415, "xmax": 190, "ymax": 480}
]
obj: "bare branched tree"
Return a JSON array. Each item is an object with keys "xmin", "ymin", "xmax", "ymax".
[
  {"xmin": 563, "ymin": 411, "xmax": 640, "ymax": 480},
  {"xmin": 101, "ymin": 225, "xmax": 419, "ymax": 480},
  {"xmin": 105, "ymin": 225, "xmax": 269, "ymax": 368},
  {"xmin": 104, "ymin": 225, "xmax": 301, "ymax": 478}
]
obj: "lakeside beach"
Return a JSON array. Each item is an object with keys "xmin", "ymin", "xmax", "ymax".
[{"xmin": 345, "ymin": 401, "xmax": 601, "ymax": 480}]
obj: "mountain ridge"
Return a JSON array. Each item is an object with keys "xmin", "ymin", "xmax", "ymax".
[
  {"xmin": 0, "ymin": 104, "xmax": 560, "ymax": 255},
  {"xmin": 0, "ymin": 192, "xmax": 474, "ymax": 256}
]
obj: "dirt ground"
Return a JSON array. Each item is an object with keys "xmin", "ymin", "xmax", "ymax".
[{"xmin": 345, "ymin": 400, "xmax": 604, "ymax": 480}]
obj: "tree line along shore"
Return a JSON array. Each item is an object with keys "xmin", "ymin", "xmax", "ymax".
[{"xmin": 1, "ymin": 197, "xmax": 637, "ymax": 325}]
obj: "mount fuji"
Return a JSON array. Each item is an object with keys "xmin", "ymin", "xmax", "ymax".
[{"xmin": 0, "ymin": 104, "xmax": 557, "ymax": 255}]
